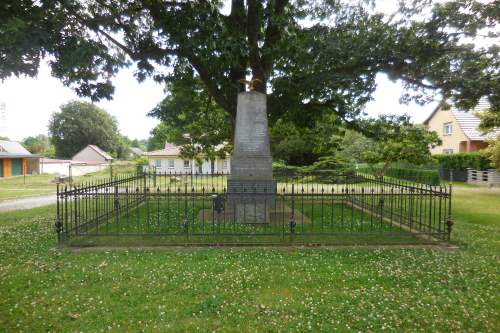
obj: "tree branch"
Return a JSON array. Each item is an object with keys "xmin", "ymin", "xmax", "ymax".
[{"xmin": 181, "ymin": 48, "xmax": 230, "ymax": 114}]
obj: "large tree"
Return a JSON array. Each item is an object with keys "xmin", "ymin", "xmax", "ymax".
[
  {"xmin": 48, "ymin": 101, "xmax": 121, "ymax": 158},
  {"xmin": 1, "ymin": 0, "xmax": 498, "ymax": 136}
]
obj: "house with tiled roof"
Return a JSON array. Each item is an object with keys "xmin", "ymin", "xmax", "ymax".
[
  {"xmin": 143, "ymin": 142, "xmax": 230, "ymax": 174},
  {"xmin": 423, "ymin": 97, "xmax": 500, "ymax": 154}
]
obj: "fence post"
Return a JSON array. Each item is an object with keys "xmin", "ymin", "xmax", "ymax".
[
  {"xmin": 290, "ymin": 184, "xmax": 296, "ymax": 238},
  {"xmin": 446, "ymin": 184, "xmax": 453, "ymax": 241},
  {"xmin": 55, "ymin": 183, "xmax": 62, "ymax": 243},
  {"xmin": 184, "ymin": 182, "xmax": 189, "ymax": 239},
  {"xmin": 114, "ymin": 185, "xmax": 119, "ymax": 212}
]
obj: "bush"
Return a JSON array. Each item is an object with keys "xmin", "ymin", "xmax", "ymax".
[
  {"xmin": 435, "ymin": 152, "xmax": 491, "ymax": 171},
  {"xmin": 273, "ymin": 159, "xmax": 359, "ymax": 184},
  {"xmin": 358, "ymin": 165, "xmax": 440, "ymax": 185}
]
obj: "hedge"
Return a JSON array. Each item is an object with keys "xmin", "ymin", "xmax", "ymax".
[
  {"xmin": 434, "ymin": 152, "xmax": 491, "ymax": 171},
  {"xmin": 358, "ymin": 166, "xmax": 440, "ymax": 186}
]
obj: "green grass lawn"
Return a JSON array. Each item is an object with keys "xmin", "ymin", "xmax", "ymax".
[
  {"xmin": 0, "ymin": 174, "xmax": 57, "ymax": 200},
  {"xmin": 0, "ymin": 185, "xmax": 499, "ymax": 331}
]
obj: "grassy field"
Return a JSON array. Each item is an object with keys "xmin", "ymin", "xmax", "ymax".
[
  {"xmin": 0, "ymin": 162, "xmax": 136, "ymax": 200},
  {"xmin": 0, "ymin": 185, "xmax": 499, "ymax": 331},
  {"xmin": 0, "ymin": 173, "xmax": 57, "ymax": 200}
]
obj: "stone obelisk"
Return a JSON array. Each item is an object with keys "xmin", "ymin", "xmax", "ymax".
[{"xmin": 227, "ymin": 91, "xmax": 276, "ymax": 223}]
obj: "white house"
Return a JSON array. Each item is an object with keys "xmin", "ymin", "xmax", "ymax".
[{"xmin": 143, "ymin": 142, "xmax": 230, "ymax": 174}]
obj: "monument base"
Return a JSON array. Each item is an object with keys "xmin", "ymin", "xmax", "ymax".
[{"xmin": 226, "ymin": 179, "xmax": 276, "ymax": 224}]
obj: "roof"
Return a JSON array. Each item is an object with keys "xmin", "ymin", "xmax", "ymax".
[
  {"xmin": 73, "ymin": 145, "xmax": 113, "ymax": 160},
  {"xmin": 424, "ymin": 97, "xmax": 500, "ymax": 141},
  {"xmin": 142, "ymin": 142, "xmax": 230, "ymax": 158},
  {"xmin": 143, "ymin": 142, "xmax": 181, "ymax": 157},
  {"xmin": 423, "ymin": 104, "xmax": 442, "ymax": 125},
  {"xmin": 0, "ymin": 140, "xmax": 32, "ymax": 157},
  {"xmin": 40, "ymin": 158, "xmax": 72, "ymax": 164},
  {"xmin": 88, "ymin": 145, "xmax": 113, "ymax": 160},
  {"xmin": 130, "ymin": 147, "xmax": 143, "ymax": 155}
]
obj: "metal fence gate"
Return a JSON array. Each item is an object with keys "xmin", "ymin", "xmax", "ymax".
[{"xmin": 56, "ymin": 171, "xmax": 453, "ymax": 245}]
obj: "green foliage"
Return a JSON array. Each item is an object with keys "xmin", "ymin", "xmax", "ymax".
[
  {"xmin": 147, "ymin": 123, "xmax": 169, "ymax": 151},
  {"xmin": 273, "ymin": 157, "xmax": 356, "ymax": 184},
  {"xmin": 271, "ymin": 161, "xmax": 302, "ymax": 174},
  {"xmin": 335, "ymin": 130, "xmax": 376, "ymax": 164},
  {"xmin": 435, "ymin": 152, "xmax": 491, "ymax": 171},
  {"xmin": 302, "ymin": 156, "xmax": 347, "ymax": 172},
  {"xmin": 359, "ymin": 165, "xmax": 440, "ymax": 186},
  {"xmin": 362, "ymin": 115, "xmax": 441, "ymax": 176},
  {"xmin": 148, "ymin": 70, "xmax": 231, "ymax": 160},
  {"xmin": 22, "ymin": 134, "xmax": 55, "ymax": 157},
  {"xmin": 273, "ymin": 156, "xmax": 349, "ymax": 174},
  {"xmin": 1, "ymin": 0, "xmax": 498, "ymax": 137},
  {"xmin": 476, "ymin": 108, "xmax": 500, "ymax": 171},
  {"xmin": 134, "ymin": 156, "xmax": 148, "ymax": 167},
  {"xmin": 120, "ymin": 136, "xmax": 147, "ymax": 157},
  {"xmin": 477, "ymin": 110, "xmax": 500, "ymax": 133},
  {"xmin": 482, "ymin": 135, "xmax": 500, "ymax": 172},
  {"xmin": 48, "ymin": 101, "xmax": 122, "ymax": 158},
  {"xmin": 270, "ymin": 120, "xmax": 322, "ymax": 165},
  {"xmin": 0, "ymin": 136, "xmax": 9, "ymax": 140}
]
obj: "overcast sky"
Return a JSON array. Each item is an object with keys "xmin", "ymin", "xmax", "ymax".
[{"xmin": 0, "ymin": 0, "xmax": 439, "ymax": 142}]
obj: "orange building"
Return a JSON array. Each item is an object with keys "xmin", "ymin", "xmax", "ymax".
[{"xmin": 0, "ymin": 140, "xmax": 39, "ymax": 177}]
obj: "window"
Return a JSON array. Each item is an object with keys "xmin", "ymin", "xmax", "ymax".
[
  {"xmin": 183, "ymin": 160, "xmax": 190, "ymax": 168},
  {"xmin": 0, "ymin": 145, "xmax": 6, "ymax": 153},
  {"xmin": 443, "ymin": 122, "xmax": 453, "ymax": 135},
  {"xmin": 168, "ymin": 160, "xmax": 175, "ymax": 169},
  {"xmin": 443, "ymin": 149, "xmax": 454, "ymax": 154},
  {"xmin": 154, "ymin": 160, "xmax": 161, "ymax": 169},
  {"xmin": 222, "ymin": 159, "xmax": 228, "ymax": 170}
]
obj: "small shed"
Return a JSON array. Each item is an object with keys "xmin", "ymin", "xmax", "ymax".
[
  {"xmin": 72, "ymin": 145, "xmax": 113, "ymax": 164},
  {"xmin": 0, "ymin": 140, "xmax": 39, "ymax": 177}
]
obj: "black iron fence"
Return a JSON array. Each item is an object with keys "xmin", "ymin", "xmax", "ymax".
[{"xmin": 56, "ymin": 171, "xmax": 453, "ymax": 245}]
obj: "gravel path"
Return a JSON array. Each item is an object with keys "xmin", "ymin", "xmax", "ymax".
[{"xmin": 0, "ymin": 194, "xmax": 56, "ymax": 213}]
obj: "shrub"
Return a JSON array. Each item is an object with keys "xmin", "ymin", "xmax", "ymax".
[
  {"xmin": 272, "ymin": 159, "xmax": 359, "ymax": 184},
  {"xmin": 435, "ymin": 152, "xmax": 491, "ymax": 171},
  {"xmin": 358, "ymin": 165, "xmax": 440, "ymax": 185}
]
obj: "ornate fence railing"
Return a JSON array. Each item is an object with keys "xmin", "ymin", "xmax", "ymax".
[{"xmin": 56, "ymin": 171, "xmax": 452, "ymax": 245}]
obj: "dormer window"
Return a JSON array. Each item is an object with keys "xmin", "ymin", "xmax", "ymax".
[{"xmin": 443, "ymin": 122, "xmax": 453, "ymax": 135}]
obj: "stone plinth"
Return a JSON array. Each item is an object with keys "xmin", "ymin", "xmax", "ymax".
[{"xmin": 227, "ymin": 91, "xmax": 276, "ymax": 223}]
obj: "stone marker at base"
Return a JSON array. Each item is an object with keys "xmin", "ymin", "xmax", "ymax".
[{"xmin": 227, "ymin": 91, "xmax": 276, "ymax": 223}]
